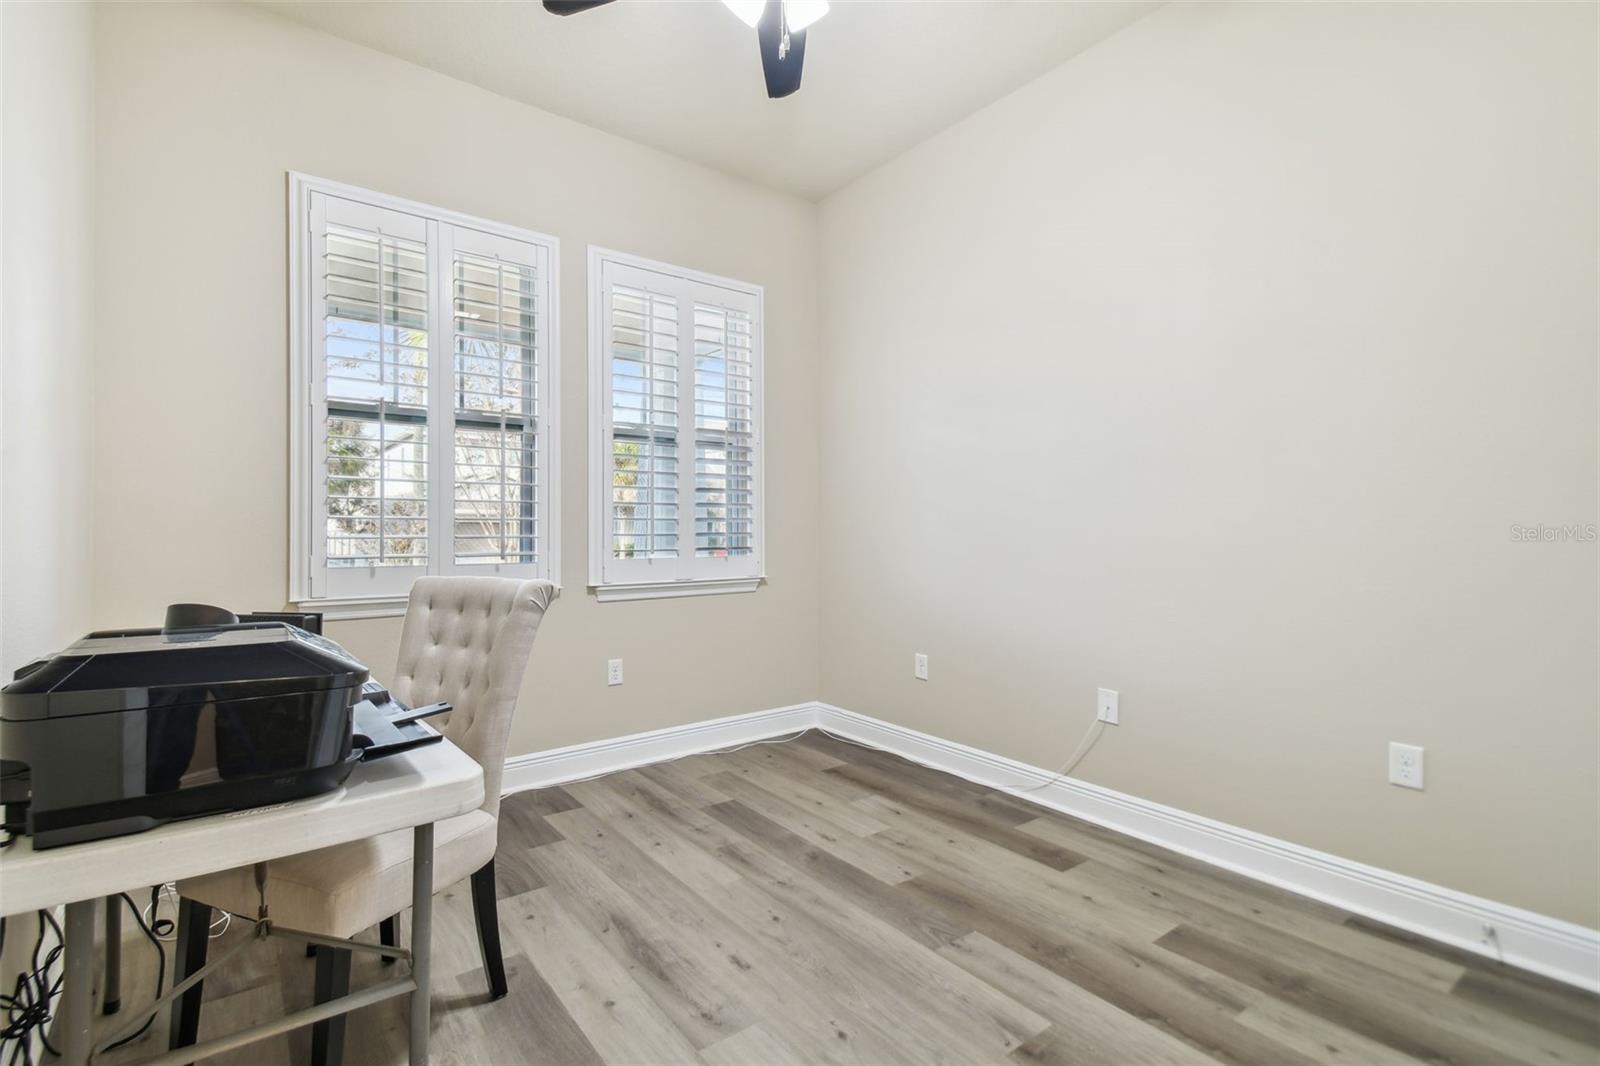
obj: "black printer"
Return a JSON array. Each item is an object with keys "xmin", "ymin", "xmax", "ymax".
[{"xmin": 1, "ymin": 608, "xmax": 371, "ymax": 849}]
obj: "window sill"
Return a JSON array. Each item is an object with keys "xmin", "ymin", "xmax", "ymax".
[
  {"xmin": 290, "ymin": 595, "xmax": 410, "ymax": 621},
  {"xmin": 292, "ymin": 584, "xmax": 563, "ymax": 621},
  {"xmin": 590, "ymin": 577, "xmax": 762, "ymax": 603}
]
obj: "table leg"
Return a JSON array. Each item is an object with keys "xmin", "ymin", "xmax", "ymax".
[
  {"xmin": 61, "ymin": 899, "xmax": 97, "ymax": 1066},
  {"xmin": 104, "ymin": 895, "xmax": 122, "ymax": 1015},
  {"xmin": 409, "ymin": 822, "xmax": 434, "ymax": 1066}
]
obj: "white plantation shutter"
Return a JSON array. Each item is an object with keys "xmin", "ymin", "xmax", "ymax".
[
  {"xmin": 294, "ymin": 178, "xmax": 559, "ymax": 608},
  {"xmin": 608, "ymin": 274, "xmax": 680, "ymax": 569},
  {"xmin": 311, "ymin": 194, "xmax": 434, "ymax": 599},
  {"xmin": 692, "ymin": 300, "xmax": 756, "ymax": 560},
  {"xmin": 443, "ymin": 226, "xmax": 552, "ymax": 572},
  {"xmin": 593, "ymin": 252, "xmax": 762, "ymax": 596}
]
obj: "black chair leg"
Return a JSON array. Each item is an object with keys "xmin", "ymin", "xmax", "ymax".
[
  {"xmin": 310, "ymin": 945, "xmax": 352, "ymax": 1066},
  {"xmin": 379, "ymin": 915, "xmax": 398, "ymax": 965},
  {"xmin": 469, "ymin": 858, "xmax": 508, "ymax": 1000},
  {"xmin": 168, "ymin": 898, "xmax": 211, "ymax": 1051}
]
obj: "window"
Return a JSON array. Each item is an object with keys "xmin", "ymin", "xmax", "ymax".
[
  {"xmin": 588, "ymin": 248, "xmax": 764, "ymax": 601},
  {"xmin": 290, "ymin": 175, "xmax": 559, "ymax": 615}
]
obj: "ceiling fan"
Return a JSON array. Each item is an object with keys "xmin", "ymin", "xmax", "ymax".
[{"xmin": 542, "ymin": 0, "xmax": 830, "ymax": 99}]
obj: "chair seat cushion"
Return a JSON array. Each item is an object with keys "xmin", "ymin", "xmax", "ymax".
[{"xmin": 177, "ymin": 809, "xmax": 497, "ymax": 940}]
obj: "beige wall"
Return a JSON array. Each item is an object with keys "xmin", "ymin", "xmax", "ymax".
[
  {"xmin": 2, "ymin": 1, "xmax": 96, "ymax": 676},
  {"xmin": 91, "ymin": 2, "xmax": 820, "ymax": 756},
  {"xmin": 818, "ymin": 2, "xmax": 1598, "ymax": 926}
]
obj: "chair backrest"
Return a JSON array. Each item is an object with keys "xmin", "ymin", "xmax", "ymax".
[{"xmin": 392, "ymin": 577, "xmax": 556, "ymax": 818}]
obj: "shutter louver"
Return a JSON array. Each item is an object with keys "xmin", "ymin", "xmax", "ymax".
[{"xmin": 322, "ymin": 222, "xmax": 430, "ymax": 570}]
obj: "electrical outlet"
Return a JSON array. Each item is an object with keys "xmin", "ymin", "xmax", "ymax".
[
  {"xmin": 607, "ymin": 658, "xmax": 624, "ymax": 687},
  {"xmin": 1388, "ymin": 742, "xmax": 1424, "ymax": 790},
  {"xmin": 913, "ymin": 653, "xmax": 929, "ymax": 681},
  {"xmin": 1096, "ymin": 688, "xmax": 1119, "ymax": 725}
]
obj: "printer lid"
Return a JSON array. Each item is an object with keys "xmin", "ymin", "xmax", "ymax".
[{"xmin": 1, "ymin": 623, "xmax": 370, "ymax": 720}]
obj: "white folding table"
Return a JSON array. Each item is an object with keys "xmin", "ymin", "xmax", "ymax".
[{"xmin": 0, "ymin": 739, "xmax": 484, "ymax": 1066}]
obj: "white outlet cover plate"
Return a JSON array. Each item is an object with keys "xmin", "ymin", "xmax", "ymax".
[
  {"xmin": 1388, "ymin": 741, "xmax": 1424, "ymax": 790},
  {"xmin": 1097, "ymin": 688, "xmax": 1119, "ymax": 725},
  {"xmin": 914, "ymin": 653, "xmax": 929, "ymax": 681},
  {"xmin": 607, "ymin": 658, "xmax": 624, "ymax": 686}
]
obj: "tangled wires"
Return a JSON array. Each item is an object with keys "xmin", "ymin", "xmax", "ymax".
[
  {"xmin": 1, "ymin": 910, "xmax": 63, "ymax": 1066},
  {"xmin": 0, "ymin": 893, "xmax": 167, "ymax": 1066}
]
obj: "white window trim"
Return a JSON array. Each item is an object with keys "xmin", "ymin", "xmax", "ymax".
[
  {"xmin": 288, "ymin": 172, "xmax": 562, "ymax": 619},
  {"xmin": 587, "ymin": 246, "xmax": 766, "ymax": 603}
]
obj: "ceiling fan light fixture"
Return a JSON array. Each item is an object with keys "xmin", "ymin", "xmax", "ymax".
[
  {"xmin": 547, "ymin": 0, "xmax": 823, "ymax": 99},
  {"xmin": 721, "ymin": 0, "xmax": 765, "ymax": 29}
]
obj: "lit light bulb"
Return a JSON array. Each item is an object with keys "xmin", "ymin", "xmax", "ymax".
[
  {"xmin": 721, "ymin": 0, "xmax": 764, "ymax": 28},
  {"xmin": 720, "ymin": 0, "xmax": 829, "ymax": 32},
  {"xmin": 784, "ymin": 0, "xmax": 828, "ymax": 32}
]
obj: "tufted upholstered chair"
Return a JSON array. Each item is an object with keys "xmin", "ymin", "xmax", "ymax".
[{"xmin": 170, "ymin": 577, "xmax": 556, "ymax": 1065}]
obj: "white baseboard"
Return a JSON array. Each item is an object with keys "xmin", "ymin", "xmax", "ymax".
[
  {"xmin": 499, "ymin": 700, "xmax": 1600, "ymax": 992},
  {"xmin": 501, "ymin": 701, "xmax": 818, "ymax": 793}
]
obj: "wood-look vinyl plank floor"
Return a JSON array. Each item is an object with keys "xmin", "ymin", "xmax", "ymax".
[{"xmin": 88, "ymin": 730, "xmax": 1597, "ymax": 1065}]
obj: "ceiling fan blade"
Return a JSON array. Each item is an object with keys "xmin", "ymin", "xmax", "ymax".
[
  {"xmin": 756, "ymin": 0, "xmax": 806, "ymax": 99},
  {"xmin": 542, "ymin": 0, "xmax": 615, "ymax": 14}
]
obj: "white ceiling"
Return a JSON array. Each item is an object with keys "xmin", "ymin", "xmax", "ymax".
[{"xmin": 258, "ymin": 0, "xmax": 1158, "ymax": 201}]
